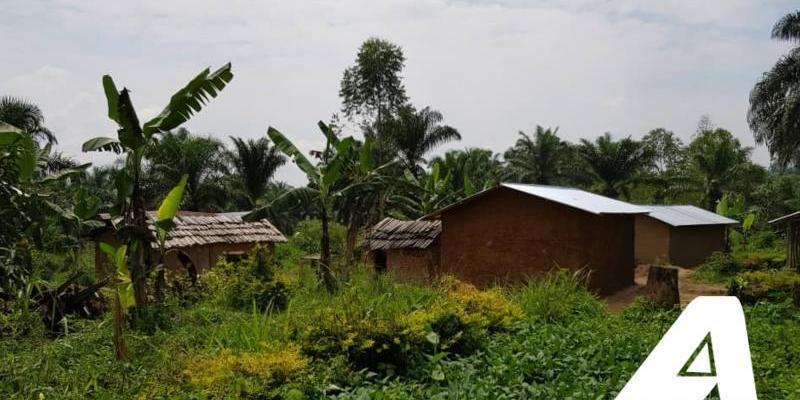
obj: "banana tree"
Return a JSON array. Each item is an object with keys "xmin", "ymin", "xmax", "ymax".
[
  {"xmin": 246, "ymin": 122, "xmax": 382, "ymax": 292},
  {"xmin": 153, "ymin": 174, "xmax": 188, "ymax": 301},
  {"xmin": 394, "ymin": 162, "xmax": 459, "ymax": 218},
  {"xmin": 83, "ymin": 64, "xmax": 233, "ymax": 308},
  {"xmin": 716, "ymin": 194, "xmax": 754, "ymax": 247},
  {"xmin": 98, "ymin": 174, "xmax": 187, "ymax": 360}
]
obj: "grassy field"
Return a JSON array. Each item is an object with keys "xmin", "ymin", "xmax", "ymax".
[{"xmin": 3, "ymin": 256, "xmax": 800, "ymax": 400}]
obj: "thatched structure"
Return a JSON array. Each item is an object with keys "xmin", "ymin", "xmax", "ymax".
[
  {"xmin": 145, "ymin": 211, "xmax": 285, "ymax": 249},
  {"xmin": 93, "ymin": 211, "xmax": 286, "ymax": 274},
  {"xmin": 367, "ymin": 217, "xmax": 441, "ymax": 250},
  {"xmin": 366, "ymin": 217, "xmax": 442, "ymax": 282}
]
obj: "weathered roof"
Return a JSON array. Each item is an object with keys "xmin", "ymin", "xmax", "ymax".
[
  {"xmin": 642, "ymin": 205, "xmax": 738, "ymax": 227},
  {"xmin": 501, "ymin": 183, "xmax": 651, "ymax": 215},
  {"xmin": 367, "ymin": 217, "xmax": 441, "ymax": 250},
  {"xmin": 769, "ymin": 210, "xmax": 800, "ymax": 225},
  {"xmin": 98, "ymin": 211, "xmax": 286, "ymax": 249}
]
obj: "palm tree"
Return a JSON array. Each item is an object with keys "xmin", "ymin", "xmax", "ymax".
[
  {"xmin": 687, "ymin": 128, "xmax": 761, "ymax": 210},
  {"xmin": 579, "ymin": 133, "xmax": 652, "ymax": 199},
  {"xmin": 748, "ymin": 11, "xmax": 800, "ymax": 167},
  {"xmin": 228, "ymin": 136, "xmax": 286, "ymax": 209},
  {"xmin": 0, "ymin": 96, "xmax": 57, "ymax": 145},
  {"xmin": 504, "ymin": 126, "xmax": 572, "ymax": 185},
  {"xmin": 384, "ymin": 106, "xmax": 461, "ymax": 174},
  {"xmin": 145, "ymin": 128, "xmax": 228, "ymax": 211}
]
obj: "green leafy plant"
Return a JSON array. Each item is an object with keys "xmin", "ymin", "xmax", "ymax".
[
  {"xmin": 82, "ymin": 64, "xmax": 233, "ymax": 310},
  {"xmin": 247, "ymin": 122, "xmax": 387, "ymax": 292}
]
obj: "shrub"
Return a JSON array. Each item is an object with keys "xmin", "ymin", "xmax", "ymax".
[
  {"xmin": 693, "ymin": 252, "xmax": 741, "ymax": 282},
  {"xmin": 299, "ymin": 275, "xmax": 521, "ymax": 374},
  {"xmin": 728, "ymin": 270, "xmax": 800, "ymax": 306},
  {"xmin": 437, "ymin": 276, "xmax": 522, "ymax": 331},
  {"xmin": 736, "ymin": 249, "xmax": 787, "ymax": 271},
  {"xmin": 289, "ymin": 219, "xmax": 347, "ymax": 257},
  {"xmin": 205, "ymin": 245, "xmax": 290, "ymax": 312},
  {"xmin": 513, "ymin": 270, "xmax": 603, "ymax": 324},
  {"xmin": 185, "ymin": 342, "xmax": 309, "ymax": 396}
]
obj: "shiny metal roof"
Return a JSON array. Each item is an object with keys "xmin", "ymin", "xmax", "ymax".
[
  {"xmin": 501, "ymin": 183, "xmax": 651, "ymax": 215},
  {"xmin": 642, "ymin": 205, "xmax": 738, "ymax": 227}
]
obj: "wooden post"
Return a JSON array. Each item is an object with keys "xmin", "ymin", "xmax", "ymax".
[
  {"xmin": 789, "ymin": 221, "xmax": 800, "ymax": 271},
  {"xmin": 645, "ymin": 265, "xmax": 680, "ymax": 309}
]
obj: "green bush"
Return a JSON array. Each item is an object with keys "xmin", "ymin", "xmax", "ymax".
[
  {"xmin": 735, "ymin": 249, "xmax": 787, "ymax": 271},
  {"xmin": 513, "ymin": 270, "xmax": 603, "ymax": 323},
  {"xmin": 205, "ymin": 245, "xmax": 290, "ymax": 312},
  {"xmin": 288, "ymin": 219, "xmax": 347, "ymax": 257},
  {"xmin": 693, "ymin": 252, "xmax": 741, "ymax": 282},
  {"xmin": 728, "ymin": 270, "xmax": 800, "ymax": 306},
  {"xmin": 298, "ymin": 275, "xmax": 520, "ymax": 374}
]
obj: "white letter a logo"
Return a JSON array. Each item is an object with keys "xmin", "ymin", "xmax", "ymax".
[{"xmin": 616, "ymin": 297, "xmax": 757, "ymax": 400}]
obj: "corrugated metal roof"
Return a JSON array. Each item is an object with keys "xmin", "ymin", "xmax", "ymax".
[
  {"xmin": 501, "ymin": 183, "xmax": 651, "ymax": 215},
  {"xmin": 769, "ymin": 210, "xmax": 800, "ymax": 225},
  {"xmin": 642, "ymin": 205, "xmax": 738, "ymax": 226},
  {"xmin": 367, "ymin": 217, "xmax": 441, "ymax": 250}
]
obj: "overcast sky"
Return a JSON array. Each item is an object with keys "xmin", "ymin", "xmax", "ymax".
[{"xmin": 1, "ymin": 0, "xmax": 796, "ymax": 185}]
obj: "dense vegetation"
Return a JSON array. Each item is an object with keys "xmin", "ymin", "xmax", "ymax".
[
  {"xmin": 2, "ymin": 9, "xmax": 800, "ymax": 399},
  {"xmin": 2, "ymin": 255, "xmax": 800, "ymax": 399}
]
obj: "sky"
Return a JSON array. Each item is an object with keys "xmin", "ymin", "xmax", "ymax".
[{"xmin": 1, "ymin": 0, "xmax": 797, "ymax": 185}]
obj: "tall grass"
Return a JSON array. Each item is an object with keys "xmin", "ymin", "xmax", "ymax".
[{"xmin": 513, "ymin": 269, "xmax": 604, "ymax": 323}]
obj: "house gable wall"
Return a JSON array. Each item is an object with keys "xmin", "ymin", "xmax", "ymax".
[{"xmin": 438, "ymin": 187, "xmax": 635, "ymax": 294}]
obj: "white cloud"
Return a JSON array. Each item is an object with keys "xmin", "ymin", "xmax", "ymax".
[{"xmin": 1, "ymin": 0, "xmax": 796, "ymax": 185}]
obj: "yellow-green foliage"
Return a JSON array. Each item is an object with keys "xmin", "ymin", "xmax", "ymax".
[
  {"xmin": 437, "ymin": 275, "xmax": 522, "ymax": 330},
  {"xmin": 185, "ymin": 343, "xmax": 308, "ymax": 394},
  {"xmin": 301, "ymin": 275, "xmax": 521, "ymax": 371},
  {"xmin": 203, "ymin": 246, "xmax": 290, "ymax": 311}
]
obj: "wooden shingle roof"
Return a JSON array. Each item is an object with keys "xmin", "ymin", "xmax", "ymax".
[
  {"xmin": 367, "ymin": 217, "xmax": 441, "ymax": 250},
  {"xmin": 98, "ymin": 211, "xmax": 286, "ymax": 249}
]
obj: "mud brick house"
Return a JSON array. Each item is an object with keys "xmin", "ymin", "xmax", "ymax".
[
  {"xmin": 367, "ymin": 217, "xmax": 441, "ymax": 283},
  {"xmin": 369, "ymin": 183, "xmax": 650, "ymax": 294},
  {"xmin": 92, "ymin": 211, "xmax": 286, "ymax": 275},
  {"xmin": 635, "ymin": 205, "xmax": 737, "ymax": 267}
]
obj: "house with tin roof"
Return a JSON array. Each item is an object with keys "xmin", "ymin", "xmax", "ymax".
[
  {"xmin": 368, "ymin": 183, "xmax": 650, "ymax": 294},
  {"xmin": 635, "ymin": 205, "xmax": 737, "ymax": 267}
]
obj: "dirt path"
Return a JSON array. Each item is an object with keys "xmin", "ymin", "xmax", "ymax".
[{"xmin": 605, "ymin": 265, "xmax": 726, "ymax": 312}]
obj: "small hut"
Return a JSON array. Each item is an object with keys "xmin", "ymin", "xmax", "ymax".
[
  {"xmin": 92, "ymin": 211, "xmax": 286, "ymax": 275},
  {"xmin": 635, "ymin": 205, "xmax": 737, "ymax": 267},
  {"xmin": 366, "ymin": 217, "xmax": 441, "ymax": 283},
  {"xmin": 769, "ymin": 211, "xmax": 800, "ymax": 270}
]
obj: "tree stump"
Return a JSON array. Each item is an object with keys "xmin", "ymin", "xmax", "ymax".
[{"xmin": 645, "ymin": 265, "xmax": 680, "ymax": 309}]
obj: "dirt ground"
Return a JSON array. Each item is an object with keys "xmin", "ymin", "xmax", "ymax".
[{"xmin": 605, "ymin": 265, "xmax": 726, "ymax": 312}]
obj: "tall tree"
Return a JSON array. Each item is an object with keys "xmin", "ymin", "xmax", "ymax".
[
  {"xmin": 579, "ymin": 133, "xmax": 652, "ymax": 199},
  {"xmin": 687, "ymin": 127, "xmax": 762, "ymax": 210},
  {"xmin": 504, "ymin": 126, "xmax": 572, "ymax": 185},
  {"xmin": 83, "ymin": 63, "xmax": 233, "ymax": 309},
  {"xmin": 145, "ymin": 128, "xmax": 228, "ymax": 211},
  {"xmin": 0, "ymin": 96, "xmax": 57, "ymax": 145},
  {"xmin": 340, "ymin": 38, "xmax": 409, "ymax": 129},
  {"xmin": 748, "ymin": 10, "xmax": 800, "ymax": 167},
  {"xmin": 384, "ymin": 106, "xmax": 461, "ymax": 174},
  {"xmin": 639, "ymin": 128, "xmax": 692, "ymax": 203},
  {"xmin": 227, "ymin": 136, "xmax": 286, "ymax": 209}
]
